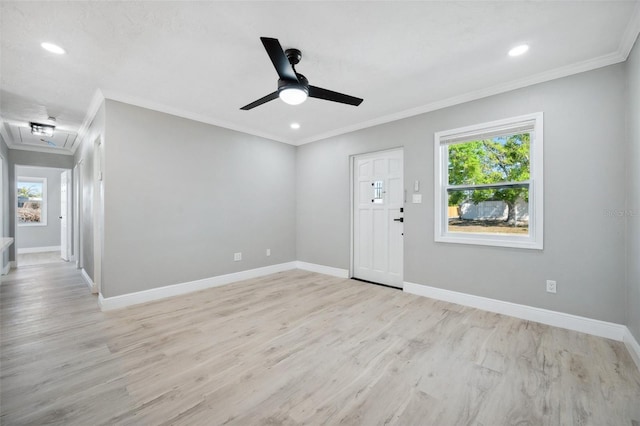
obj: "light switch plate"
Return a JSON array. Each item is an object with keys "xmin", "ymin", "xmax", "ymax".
[{"xmin": 412, "ymin": 194, "xmax": 422, "ymax": 203}]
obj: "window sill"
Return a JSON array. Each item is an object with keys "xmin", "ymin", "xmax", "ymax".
[
  {"xmin": 435, "ymin": 233, "xmax": 543, "ymax": 250},
  {"xmin": 18, "ymin": 223, "xmax": 48, "ymax": 227}
]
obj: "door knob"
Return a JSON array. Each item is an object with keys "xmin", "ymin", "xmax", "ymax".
[{"xmin": 393, "ymin": 217, "xmax": 404, "ymax": 222}]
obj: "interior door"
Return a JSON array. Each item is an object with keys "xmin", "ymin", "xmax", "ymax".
[
  {"xmin": 353, "ymin": 149, "xmax": 404, "ymax": 287},
  {"xmin": 60, "ymin": 170, "xmax": 70, "ymax": 261}
]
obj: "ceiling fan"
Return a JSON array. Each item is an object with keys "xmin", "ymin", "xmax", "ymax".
[{"xmin": 241, "ymin": 37, "xmax": 363, "ymax": 110}]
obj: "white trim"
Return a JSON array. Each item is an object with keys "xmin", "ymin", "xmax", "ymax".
[
  {"xmin": 618, "ymin": 2, "xmax": 640, "ymax": 60},
  {"xmin": 2, "ymin": 262, "xmax": 10, "ymax": 275},
  {"xmin": 1, "ymin": 141, "xmax": 74, "ymax": 156},
  {"xmin": 403, "ymin": 281, "xmax": 626, "ymax": 341},
  {"xmin": 99, "ymin": 262, "xmax": 298, "ymax": 311},
  {"xmin": 73, "ymin": 89, "xmax": 106, "ymax": 155},
  {"xmin": 80, "ymin": 268, "xmax": 97, "ymax": 293},
  {"xmin": 0, "ymin": 114, "xmax": 12, "ymax": 147},
  {"xmin": 295, "ymin": 261, "xmax": 350, "ymax": 279},
  {"xmin": 17, "ymin": 245, "xmax": 61, "ymax": 254},
  {"xmin": 623, "ymin": 328, "xmax": 640, "ymax": 371},
  {"xmin": 0, "ymin": 237, "xmax": 13, "ymax": 252}
]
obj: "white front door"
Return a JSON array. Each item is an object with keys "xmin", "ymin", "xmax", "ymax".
[
  {"xmin": 60, "ymin": 170, "xmax": 70, "ymax": 261},
  {"xmin": 353, "ymin": 149, "xmax": 404, "ymax": 288}
]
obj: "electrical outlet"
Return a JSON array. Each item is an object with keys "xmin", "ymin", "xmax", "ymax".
[
  {"xmin": 266, "ymin": 248, "xmax": 271, "ymax": 256},
  {"xmin": 234, "ymin": 252, "xmax": 242, "ymax": 261},
  {"xmin": 546, "ymin": 280, "xmax": 557, "ymax": 294}
]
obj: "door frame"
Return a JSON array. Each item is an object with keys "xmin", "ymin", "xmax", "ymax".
[
  {"xmin": 93, "ymin": 137, "xmax": 104, "ymax": 295},
  {"xmin": 60, "ymin": 170, "xmax": 72, "ymax": 261},
  {"xmin": 349, "ymin": 147, "xmax": 405, "ymax": 283},
  {"xmin": 13, "ymin": 164, "xmax": 73, "ymax": 267},
  {"xmin": 73, "ymin": 160, "xmax": 83, "ymax": 268}
]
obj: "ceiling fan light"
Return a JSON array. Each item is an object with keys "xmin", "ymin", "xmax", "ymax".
[{"xmin": 279, "ymin": 88, "xmax": 308, "ymax": 105}]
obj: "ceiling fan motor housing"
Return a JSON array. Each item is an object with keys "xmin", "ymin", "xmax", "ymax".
[
  {"xmin": 285, "ymin": 48, "xmax": 302, "ymax": 65},
  {"xmin": 278, "ymin": 73, "xmax": 309, "ymax": 95}
]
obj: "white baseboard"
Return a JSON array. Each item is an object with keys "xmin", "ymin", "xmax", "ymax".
[
  {"xmin": 17, "ymin": 246, "xmax": 61, "ymax": 254},
  {"xmin": 296, "ymin": 261, "xmax": 349, "ymax": 278},
  {"xmin": 81, "ymin": 268, "xmax": 97, "ymax": 294},
  {"xmin": 99, "ymin": 261, "xmax": 298, "ymax": 311},
  {"xmin": 403, "ymin": 281, "xmax": 627, "ymax": 342},
  {"xmin": 623, "ymin": 328, "xmax": 640, "ymax": 371}
]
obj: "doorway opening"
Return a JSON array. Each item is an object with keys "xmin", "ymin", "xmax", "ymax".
[{"xmin": 14, "ymin": 165, "xmax": 72, "ymax": 267}]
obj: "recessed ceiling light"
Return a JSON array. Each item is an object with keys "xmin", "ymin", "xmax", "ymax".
[
  {"xmin": 290, "ymin": 122, "xmax": 301, "ymax": 130},
  {"xmin": 41, "ymin": 42, "xmax": 66, "ymax": 55},
  {"xmin": 508, "ymin": 44, "xmax": 529, "ymax": 57}
]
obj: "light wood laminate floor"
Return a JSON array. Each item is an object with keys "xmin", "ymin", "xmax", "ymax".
[
  {"xmin": 16, "ymin": 250, "xmax": 65, "ymax": 267},
  {"xmin": 1, "ymin": 263, "xmax": 639, "ymax": 425}
]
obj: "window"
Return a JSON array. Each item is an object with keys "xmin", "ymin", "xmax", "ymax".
[
  {"xmin": 17, "ymin": 177, "xmax": 47, "ymax": 226},
  {"xmin": 372, "ymin": 180, "xmax": 384, "ymax": 203},
  {"xmin": 434, "ymin": 112, "xmax": 543, "ymax": 249}
]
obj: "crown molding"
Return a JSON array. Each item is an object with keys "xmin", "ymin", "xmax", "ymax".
[
  {"xmin": 0, "ymin": 116, "xmax": 12, "ymax": 149},
  {"xmin": 73, "ymin": 89, "xmax": 107, "ymax": 155},
  {"xmin": 100, "ymin": 89, "xmax": 293, "ymax": 145},
  {"xmin": 3, "ymin": 143, "xmax": 73, "ymax": 156},
  {"xmin": 619, "ymin": 1, "xmax": 640, "ymax": 59}
]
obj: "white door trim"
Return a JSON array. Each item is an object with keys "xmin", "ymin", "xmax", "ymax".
[
  {"xmin": 93, "ymin": 137, "xmax": 104, "ymax": 295},
  {"xmin": 73, "ymin": 161, "xmax": 83, "ymax": 268},
  {"xmin": 350, "ymin": 147, "xmax": 404, "ymax": 286},
  {"xmin": 60, "ymin": 170, "xmax": 72, "ymax": 261}
]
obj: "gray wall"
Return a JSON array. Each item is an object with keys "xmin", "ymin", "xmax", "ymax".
[
  {"xmin": 101, "ymin": 100, "xmax": 296, "ymax": 298},
  {"xmin": 626, "ymin": 36, "xmax": 640, "ymax": 341},
  {"xmin": 7, "ymin": 149, "xmax": 74, "ymax": 261},
  {"xmin": 74, "ymin": 101, "xmax": 104, "ymax": 283},
  {"xmin": 15, "ymin": 166, "xmax": 64, "ymax": 250},
  {"xmin": 297, "ymin": 63, "xmax": 627, "ymax": 324},
  {"xmin": 1, "ymin": 135, "xmax": 9, "ymax": 270}
]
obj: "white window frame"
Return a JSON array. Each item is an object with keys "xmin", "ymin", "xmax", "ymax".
[
  {"xmin": 17, "ymin": 176, "xmax": 48, "ymax": 227},
  {"xmin": 434, "ymin": 112, "xmax": 543, "ymax": 250}
]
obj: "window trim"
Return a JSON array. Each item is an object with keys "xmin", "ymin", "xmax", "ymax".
[
  {"xmin": 17, "ymin": 176, "xmax": 48, "ymax": 227},
  {"xmin": 434, "ymin": 112, "xmax": 544, "ymax": 250}
]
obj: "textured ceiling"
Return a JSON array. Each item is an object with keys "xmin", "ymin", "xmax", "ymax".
[{"xmin": 1, "ymin": 1, "xmax": 639, "ymax": 153}]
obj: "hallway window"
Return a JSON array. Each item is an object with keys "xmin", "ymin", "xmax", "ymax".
[{"xmin": 17, "ymin": 177, "xmax": 47, "ymax": 226}]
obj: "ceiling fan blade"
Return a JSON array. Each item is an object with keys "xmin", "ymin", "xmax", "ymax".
[
  {"xmin": 240, "ymin": 91, "xmax": 279, "ymax": 110},
  {"xmin": 260, "ymin": 37, "xmax": 298, "ymax": 82},
  {"xmin": 308, "ymin": 86, "xmax": 363, "ymax": 106}
]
